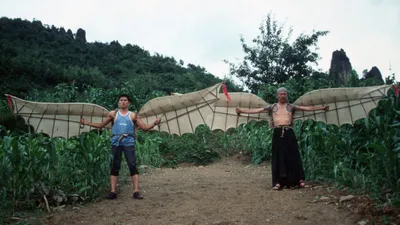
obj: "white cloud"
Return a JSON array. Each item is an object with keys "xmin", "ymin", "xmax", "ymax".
[{"xmin": 0, "ymin": 0, "xmax": 399, "ymax": 82}]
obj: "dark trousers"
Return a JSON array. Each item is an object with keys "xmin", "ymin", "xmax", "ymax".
[
  {"xmin": 271, "ymin": 127, "xmax": 305, "ymax": 187},
  {"xmin": 110, "ymin": 145, "xmax": 139, "ymax": 176}
]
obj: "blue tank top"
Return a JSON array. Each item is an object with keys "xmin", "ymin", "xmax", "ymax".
[{"xmin": 111, "ymin": 110, "xmax": 135, "ymax": 146}]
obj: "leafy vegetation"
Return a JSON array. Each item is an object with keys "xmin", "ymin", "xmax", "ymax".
[
  {"xmin": 0, "ymin": 15, "xmax": 399, "ymax": 224},
  {"xmin": 0, "ymin": 17, "xmax": 241, "ymax": 99}
]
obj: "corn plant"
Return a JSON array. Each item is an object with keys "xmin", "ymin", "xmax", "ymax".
[
  {"xmin": 295, "ymin": 87, "xmax": 400, "ymax": 204},
  {"xmin": 135, "ymin": 134, "xmax": 164, "ymax": 168}
]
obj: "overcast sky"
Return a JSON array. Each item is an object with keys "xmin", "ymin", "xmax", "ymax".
[{"xmin": 1, "ymin": 0, "xmax": 399, "ymax": 83}]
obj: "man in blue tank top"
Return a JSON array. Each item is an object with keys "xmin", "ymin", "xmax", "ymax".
[{"xmin": 81, "ymin": 94, "xmax": 161, "ymax": 200}]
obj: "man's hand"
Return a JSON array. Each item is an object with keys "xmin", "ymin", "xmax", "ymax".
[
  {"xmin": 80, "ymin": 118, "xmax": 87, "ymax": 125},
  {"xmin": 322, "ymin": 105, "xmax": 329, "ymax": 111},
  {"xmin": 236, "ymin": 107, "xmax": 241, "ymax": 115},
  {"xmin": 154, "ymin": 118, "xmax": 161, "ymax": 125}
]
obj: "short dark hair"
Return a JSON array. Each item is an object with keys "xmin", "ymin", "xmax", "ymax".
[{"xmin": 118, "ymin": 94, "xmax": 132, "ymax": 102}]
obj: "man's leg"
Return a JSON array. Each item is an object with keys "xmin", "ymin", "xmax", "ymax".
[
  {"xmin": 272, "ymin": 127, "xmax": 292, "ymax": 190},
  {"xmin": 131, "ymin": 174, "xmax": 139, "ymax": 192},
  {"xmin": 108, "ymin": 146, "xmax": 122, "ymax": 199},
  {"xmin": 271, "ymin": 128, "xmax": 282, "ymax": 190},
  {"xmin": 286, "ymin": 129, "xmax": 306, "ymax": 188},
  {"xmin": 123, "ymin": 146, "xmax": 143, "ymax": 199},
  {"xmin": 110, "ymin": 175, "xmax": 118, "ymax": 193}
]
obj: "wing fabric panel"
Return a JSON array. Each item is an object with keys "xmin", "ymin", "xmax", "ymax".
[
  {"xmin": 5, "ymin": 94, "xmax": 110, "ymax": 138},
  {"xmin": 6, "ymin": 84, "xmax": 390, "ymax": 137},
  {"xmin": 138, "ymin": 83, "xmax": 271, "ymax": 135},
  {"xmin": 293, "ymin": 85, "xmax": 391, "ymax": 126}
]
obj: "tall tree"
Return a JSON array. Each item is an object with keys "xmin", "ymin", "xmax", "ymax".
[{"xmin": 226, "ymin": 13, "xmax": 329, "ymax": 93}]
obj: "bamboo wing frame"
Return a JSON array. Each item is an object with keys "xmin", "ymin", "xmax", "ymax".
[
  {"xmin": 4, "ymin": 83, "xmax": 391, "ymax": 138},
  {"xmin": 293, "ymin": 84, "xmax": 391, "ymax": 126},
  {"xmin": 5, "ymin": 94, "xmax": 111, "ymax": 138},
  {"xmin": 138, "ymin": 83, "xmax": 269, "ymax": 135}
]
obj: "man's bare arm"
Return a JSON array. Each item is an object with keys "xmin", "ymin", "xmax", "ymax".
[
  {"xmin": 80, "ymin": 111, "xmax": 114, "ymax": 129},
  {"xmin": 236, "ymin": 107, "xmax": 266, "ymax": 115},
  {"xmin": 295, "ymin": 105, "xmax": 329, "ymax": 111},
  {"xmin": 135, "ymin": 114, "xmax": 161, "ymax": 131}
]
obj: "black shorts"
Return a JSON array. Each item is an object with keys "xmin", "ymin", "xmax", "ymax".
[{"xmin": 110, "ymin": 145, "xmax": 139, "ymax": 176}]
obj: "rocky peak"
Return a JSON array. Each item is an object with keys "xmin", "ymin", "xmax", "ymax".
[
  {"xmin": 329, "ymin": 49, "xmax": 352, "ymax": 85},
  {"xmin": 363, "ymin": 66, "xmax": 384, "ymax": 84},
  {"xmin": 76, "ymin": 28, "xmax": 86, "ymax": 43}
]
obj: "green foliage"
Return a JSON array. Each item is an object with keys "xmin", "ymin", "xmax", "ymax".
[
  {"xmin": 226, "ymin": 12, "xmax": 328, "ymax": 93},
  {"xmin": 296, "ymin": 89, "xmax": 400, "ymax": 200},
  {"xmin": 219, "ymin": 121, "xmax": 273, "ymax": 164},
  {"xmin": 0, "ymin": 130, "xmax": 111, "ymax": 223},
  {"xmin": 257, "ymin": 70, "xmax": 391, "ymax": 104},
  {"xmin": 137, "ymin": 126, "xmax": 221, "ymax": 167},
  {"xmin": 135, "ymin": 135, "xmax": 164, "ymax": 168},
  {"xmin": 258, "ymin": 72, "xmax": 335, "ymax": 103},
  {"xmin": 0, "ymin": 17, "xmax": 241, "ymax": 99}
]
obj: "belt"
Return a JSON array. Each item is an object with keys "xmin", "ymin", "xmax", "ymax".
[
  {"xmin": 274, "ymin": 125, "xmax": 293, "ymax": 138},
  {"xmin": 112, "ymin": 133, "xmax": 134, "ymax": 145}
]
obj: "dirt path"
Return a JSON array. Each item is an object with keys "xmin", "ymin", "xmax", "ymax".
[{"xmin": 43, "ymin": 157, "xmax": 362, "ymax": 225}]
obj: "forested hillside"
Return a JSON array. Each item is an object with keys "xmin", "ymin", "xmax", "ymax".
[{"xmin": 0, "ymin": 17, "xmax": 239, "ymax": 101}]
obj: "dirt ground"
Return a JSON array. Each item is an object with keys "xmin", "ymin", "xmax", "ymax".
[{"xmin": 42, "ymin": 156, "xmax": 367, "ymax": 225}]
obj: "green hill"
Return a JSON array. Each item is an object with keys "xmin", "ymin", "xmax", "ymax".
[{"xmin": 0, "ymin": 17, "xmax": 240, "ymax": 100}]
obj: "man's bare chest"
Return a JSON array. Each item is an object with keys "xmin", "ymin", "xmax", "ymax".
[
  {"xmin": 273, "ymin": 110, "xmax": 293, "ymax": 117},
  {"xmin": 271, "ymin": 103, "xmax": 295, "ymax": 115}
]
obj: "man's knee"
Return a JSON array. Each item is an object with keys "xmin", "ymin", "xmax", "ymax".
[
  {"xmin": 110, "ymin": 168, "xmax": 120, "ymax": 176},
  {"xmin": 124, "ymin": 146, "xmax": 138, "ymax": 176},
  {"xmin": 130, "ymin": 167, "xmax": 139, "ymax": 176},
  {"xmin": 126, "ymin": 153, "xmax": 139, "ymax": 176},
  {"xmin": 110, "ymin": 159, "xmax": 121, "ymax": 176}
]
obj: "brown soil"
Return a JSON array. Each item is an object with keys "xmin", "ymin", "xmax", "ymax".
[{"xmin": 42, "ymin": 156, "xmax": 365, "ymax": 225}]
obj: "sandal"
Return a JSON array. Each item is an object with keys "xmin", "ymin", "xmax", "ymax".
[
  {"xmin": 299, "ymin": 180, "xmax": 305, "ymax": 188},
  {"xmin": 272, "ymin": 184, "xmax": 282, "ymax": 190}
]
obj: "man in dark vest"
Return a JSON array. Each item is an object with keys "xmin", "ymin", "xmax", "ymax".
[
  {"xmin": 81, "ymin": 94, "xmax": 161, "ymax": 199},
  {"xmin": 236, "ymin": 87, "xmax": 328, "ymax": 190}
]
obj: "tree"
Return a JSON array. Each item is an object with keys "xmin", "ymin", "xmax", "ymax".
[{"xmin": 226, "ymin": 12, "xmax": 329, "ymax": 93}]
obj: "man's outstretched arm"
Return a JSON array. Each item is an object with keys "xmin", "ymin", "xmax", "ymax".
[
  {"xmin": 135, "ymin": 114, "xmax": 161, "ymax": 131},
  {"xmin": 81, "ymin": 111, "xmax": 114, "ymax": 129},
  {"xmin": 295, "ymin": 105, "xmax": 329, "ymax": 111},
  {"xmin": 236, "ymin": 107, "xmax": 268, "ymax": 115}
]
